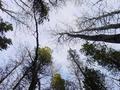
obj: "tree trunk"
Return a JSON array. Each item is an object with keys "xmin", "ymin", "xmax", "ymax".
[
  {"xmin": 64, "ymin": 33, "xmax": 120, "ymax": 43},
  {"xmin": 28, "ymin": 12, "xmax": 39, "ymax": 90}
]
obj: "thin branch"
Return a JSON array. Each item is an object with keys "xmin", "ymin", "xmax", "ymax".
[
  {"xmin": 74, "ymin": 23, "xmax": 120, "ymax": 33},
  {"xmin": 0, "ymin": 60, "xmax": 23, "ymax": 84}
]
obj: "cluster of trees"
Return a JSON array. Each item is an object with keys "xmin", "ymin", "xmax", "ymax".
[
  {"xmin": 0, "ymin": 0, "xmax": 120, "ymax": 90},
  {"xmin": 67, "ymin": 48, "xmax": 107, "ymax": 90}
]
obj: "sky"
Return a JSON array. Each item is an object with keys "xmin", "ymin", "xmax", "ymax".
[{"xmin": 0, "ymin": 0, "xmax": 120, "ymax": 89}]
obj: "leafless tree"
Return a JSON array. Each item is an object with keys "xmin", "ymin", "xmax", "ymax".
[{"xmin": 56, "ymin": 0, "xmax": 120, "ymax": 44}]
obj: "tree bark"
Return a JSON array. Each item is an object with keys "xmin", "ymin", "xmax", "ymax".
[
  {"xmin": 62, "ymin": 33, "xmax": 120, "ymax": 43},
  {"xmin": 28, "ymin": 12, "xmax": 39, "ymax": 90}
]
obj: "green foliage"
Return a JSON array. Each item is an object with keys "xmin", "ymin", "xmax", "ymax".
[
  {"xmin": 21, "ymin": 47, "xmax": 52, "ymax": 86},
  {"xmin": 28, "ymin": 0, "xmax": 49, "ymax": 23},
  {"xmin": 25, "ymin": 47, "xmax": 52, "ymax": 69},
  {"xmin": 0, "ymin": 0, "xmax": 2, "ymax": 9},
  {"xmin": 68, "ymin": 48, "xmax": 106, "ymax": 90},
  {"xmin": 51, "ymin": 73, "xmax": 65, "ymax": 90},
  {"xmin": 81, "ymin": 42, "xmax": 120, "ymax": 70},
  {"xmin": 81, "ymin": 42, "xmax": 95, "ymax": 56},
  {"xmin": 38, "ymin": 47, "xmax": 52, "ymax": 66},
  {"xmin": 0, "ymin": 37, "xmax": 12, "ymax": 50},
  {"xmin": 0, "ymin": 18, "xmax": 13, "ymax": 50},
  {"xmin": 83, "ymin": 68, "xmax": 106, "ymax": 90},
  {"xmin": 0, "ymin": 21, "xmax": 13, "ymax": 33}
]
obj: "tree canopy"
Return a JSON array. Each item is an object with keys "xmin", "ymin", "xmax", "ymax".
[
  {"xmin": 81, "ymin": 42, "xmax": 120, "ymax": 70},
  {"xmin": 51, "ymin": 73, "xmax": 65, "ymax": 90},
  {"xmin": 83, "ymin": 68, "xmax": 106, "ymax": 90}
]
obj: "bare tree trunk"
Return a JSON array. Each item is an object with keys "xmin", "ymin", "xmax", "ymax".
[
  {"xmin": 38, "ymin": 78, "xmax": 41, "ymax": 90},
  {"xmin": 69, "ymin": 49, "xmax": 86, "ymax": 77},
  {"xmin": 28, "ymin": 12, "xmax": 39, "ymax": 90},
  {"xmin": 60, "ymin": 33, "xmax": 120, "ymax": 43}
]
